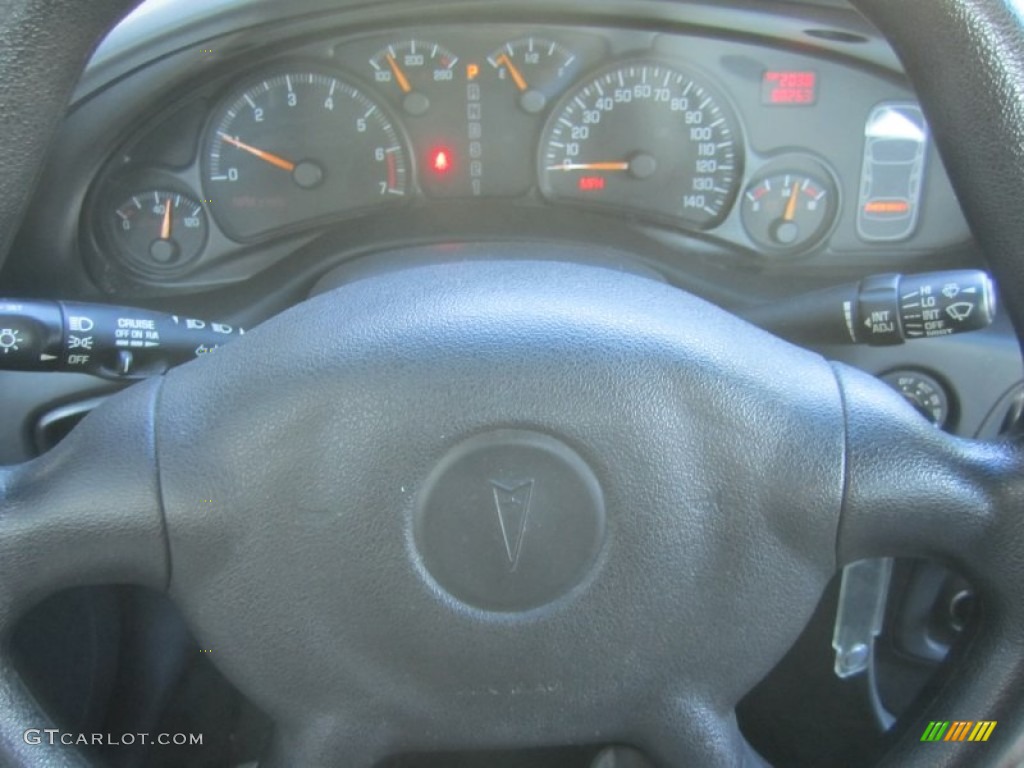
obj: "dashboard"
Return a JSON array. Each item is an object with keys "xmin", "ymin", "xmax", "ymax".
[
  {"xmin": 2, "ymin": 2, "xmax": 1024, "ymax": 766},
  {"xmin": 69, "ymin": 19, "xmax": 970, "ymax": 293},
  {"xmin": 5, "ymin": 0, "xmax": 1018, "ymax": 455}
]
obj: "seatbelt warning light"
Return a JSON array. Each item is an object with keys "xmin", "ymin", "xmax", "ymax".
[{"xmin": 429, "ymin": 147, "xmax": 454, "ymax": 175}]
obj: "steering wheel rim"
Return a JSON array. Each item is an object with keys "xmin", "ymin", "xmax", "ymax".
[{"xmin": 0, "ymin": 2, "xmax": 1022, "ymax": 767}]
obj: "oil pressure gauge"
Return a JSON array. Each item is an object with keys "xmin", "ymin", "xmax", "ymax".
[
  {"xmin": 108, "ymin": 189, "xmax": 207, "ymax": 273},
  {"xmin": 741, "ymin": 164, "xmax": 838, "ymax": 254}
]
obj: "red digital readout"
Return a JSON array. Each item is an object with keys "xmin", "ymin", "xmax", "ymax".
[
  {"xmin": 577, "ymin": 176, "xmax": 606, "ymax": 191},
  {"xmin": 761, "ymin": 71, "xmax": 817, "ymax": 105}
]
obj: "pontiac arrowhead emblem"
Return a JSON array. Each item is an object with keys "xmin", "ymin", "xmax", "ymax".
[{"xmin": 490, "ymin": 479, "xmax": 534, "ymax": 571}]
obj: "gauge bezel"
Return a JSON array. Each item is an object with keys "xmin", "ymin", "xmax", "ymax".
[
  {"xmin": 199, "ymin": 61, "xmax": 416, "ymax": 243},
  {"xmin": 536, "ymin": 56, "xmax": 745, "ymax": 232},
  {"xmin": 95, "ymin": 172, "xmax": 210, "ymax": 279},
  {"xmin": 739, "ymin": 153, "xmax": 842, "ymax": 257}
]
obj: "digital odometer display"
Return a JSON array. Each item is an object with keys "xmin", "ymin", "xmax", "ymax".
[
  {"xmin": 761, "ymin": 71, "xmax": 817, "ymax": 105},
  {"xmin": 538, "ymin": 61, "xmax": 741, "ymax": 228}
]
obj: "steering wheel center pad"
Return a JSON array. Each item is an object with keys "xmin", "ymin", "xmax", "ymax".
[{"xmin": 154, "ymin": 255, "xmax": 843, "ymax": 760}]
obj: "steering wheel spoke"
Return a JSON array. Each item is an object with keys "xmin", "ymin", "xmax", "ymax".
[
  {"xmin": 835, "ymin": 362, "xmax": 1024, "ymax": 578},
  {"xmin": 835, "ymin": 362, "xmax": 1024, "ymax": 764},
  {"xmin": 629, "ymin": 700, "xmax": 770, "ymax": 768},
  {"xmin": 0, "ymin": 378, "xmax": 167, "ymax": 623},
  {"xmin": 0, "ymin": 378, "xmax": 167, "ymax": 767},
  {"xmin": 261, "ymin": 715, "xmax": 393, "ymax": 768}
]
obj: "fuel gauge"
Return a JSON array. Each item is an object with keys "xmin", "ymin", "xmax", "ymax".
[
  {"xmin": 741, "ymin": 168, "xmax": 837, "ymax": 254},
  {"xmin": 487, "ymin": 37, "xmax": 577, "ymax": 114}
]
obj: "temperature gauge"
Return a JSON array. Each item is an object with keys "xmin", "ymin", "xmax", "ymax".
[
  {"xmin": 369, "ymin": 40, "xmax": 459, "ymax": 116},
  {"xmin": 109, "ymin": 189, "xmax": 207, "ymax": 272},
  {"xmin": 486, "ymin": 37, "xmax": 577, "ymax": 114},
  {"xmin": 741, "ymin": 169, "xmax": 837, "ymax": 254}
]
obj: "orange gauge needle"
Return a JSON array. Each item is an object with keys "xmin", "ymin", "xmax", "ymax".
[
  {"xmin": 386, "ymin": 53, "xmax": 413, "ymax": 94},
  {"xmin": 160, "ymin": 196, "xmax": 173, "ymax": 240},
  {"xmin": 217, "ymin": 132, "xmax": 296, "ymax": 172},
  {"xmin": 783, "ymin": 182, "xmax": 801, "ymax": 222},
  {"xmin": 496, "ymin": 54, "xmax": 529, "ymax": 92},
  {"xmin": 546, "ymin": 161, "xmax": 631, "ymax": 171}
]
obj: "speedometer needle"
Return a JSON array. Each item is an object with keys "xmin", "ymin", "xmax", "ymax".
[
  {"xmin": 217, "ymin": 132, "xmax": 296, "ymax": 172},
  {"xmin": 546, "ymin": 161, "xmax": 631, "ymax": 171}
]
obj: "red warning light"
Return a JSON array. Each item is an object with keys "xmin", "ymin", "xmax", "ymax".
[
  {"xmin": 578, "ymin": 176, "xmax": 606, "ymax": 191},
  {"xmin": 430, "ymin": 147, "xmax": 453, "ymax": 175}
]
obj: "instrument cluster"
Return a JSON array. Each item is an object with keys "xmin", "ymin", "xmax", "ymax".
[{"xmin": 85, "ymin": 23, "xmax": 964, "ymax": 287}]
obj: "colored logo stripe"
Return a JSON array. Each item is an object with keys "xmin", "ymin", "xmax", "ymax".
[
  {"xmin": 920, "ymin": 720, "xmax": 997, "ymax": 742},
  {"xmin": 945, "ymin": 722, "xmax": 974, "ymax": 741},
  {"xmin": 921, "ymin": 722, "xmax": 950, "ymax": 742},
  {"xmin": 969, "ymin": 722, "xmax": 997, "ymax": 742}
]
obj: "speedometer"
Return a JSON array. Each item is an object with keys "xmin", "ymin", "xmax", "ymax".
[{"xmin": 538, "ymin": 61, "xmax": 741, "ymax": 228}]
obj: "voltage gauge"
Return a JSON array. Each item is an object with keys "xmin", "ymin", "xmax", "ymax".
[{"xmin": 741, "ymin": 169, "xmax": 837, "ymax": 253}]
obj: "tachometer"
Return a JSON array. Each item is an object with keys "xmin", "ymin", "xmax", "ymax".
[
  {"xmin": 538, "ymin": 61, "xmax": 741, "ymax": 227},
  {"xmin": 203, "ymin": 70, "xmax": 409, "ymax": 241}
]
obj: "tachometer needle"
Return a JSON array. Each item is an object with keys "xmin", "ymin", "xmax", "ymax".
[
  {"xmin": 783, "ymin": 182, "xmax": 800, "ymax": 222},
  {"xmin": 496, "ymin": 54, "xmax": 529, "ymax": 92},
  {"xmin": 160, "ymin": 196, "xmax": 173, "ymax": 240},
  {"xmin": 546, "ymin": 161, "xmax": 631, "ymax": 171},
  {"xmin": 386, "ymin": 53, "xmax": 413, "ymax": 94},
  {"xmin": 217, "ymin": 132, "xmax": 296, "ymax": 172}
]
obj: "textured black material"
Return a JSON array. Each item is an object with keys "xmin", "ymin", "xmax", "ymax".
[
  {"xmin": 850, "ymin": 0, "xmax": 1024, "ymax": 345},
  {"xmin": 835, "ymin": 362, "xmax": 1024, "ymax": 768},
  {"xmin": 0, "ymin": 0, "xmax": 138, "ymax": 263},
  {"xmin": 156, "ymin": 257, "xmax": 841, "ymax": 766},
  {"xmin": 0, "ymin": 0, "xmax": 1022, "ymax": 766},
  {"xmin": 0, "ymin": 378, "xmax": 167, "ymax": 767},
  {"xmin": 840, "ymin": 1, "xmax": 1024, "ymax": 765}
]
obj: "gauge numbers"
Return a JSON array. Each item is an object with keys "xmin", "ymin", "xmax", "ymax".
[
  {"xmin": 741, "ymin": 170, "xmax": 837, "ymax": 253},
  {"xmin": 369, "ymin": 40, "xmax": 459, "ymax": 116},
  {"xmin": 204, "ymin": 71, "xmax": 408, "ymax": 240},
  {"xmin": 110, "ymin": 189, "xmax": 207, "ymax": 272},
  {"xmin": 539, "ymin": 61, "xmax": 741, "ymax": 227},
  {"xmin": 487, "ymin": 37, "xmax": 577, "ymax": 114}
]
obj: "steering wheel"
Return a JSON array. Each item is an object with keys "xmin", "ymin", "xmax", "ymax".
[{"xmin": 2, "ymin": 1, "xmax": 1023, "ymax": 766}]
